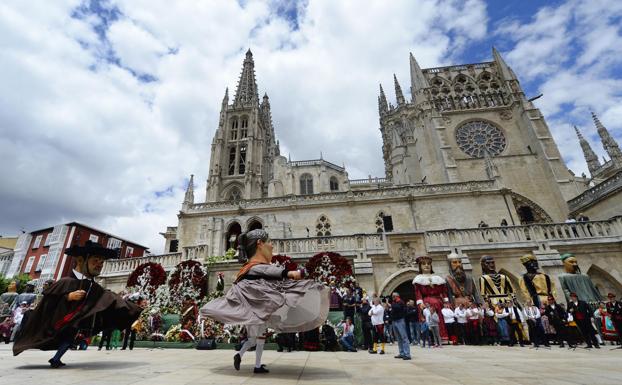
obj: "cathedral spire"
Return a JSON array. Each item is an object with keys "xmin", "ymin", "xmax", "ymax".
[
  {"xmin": 575, "ymin": 125, "xmax": 601, "ymax": 174},
  {"xmin": 409, "ymin": 52, "xmax": 428, "ymax": 97},
  {"xmin": 183, "ymin": 174, "xmax": 194, "ymax": 206},
  {"xmin": 592, "ymin": 111, "xmax": 622, "ymax": 164},
  {"xmin": 222, "ymin": 87, "xmax": 229, "ymax": 106},
  {"xmin": 492, "ymin": 46, "xmax": 517, "ymax": 81},
  {"xmin": 394, "ymin": 74, "xmax": 405, "ymax": 106},
  {"xmin": 378, "ymin": 84, "xmax": 388, "ymax": 116},
  {"xmin": 233, "ymin": 49, "xmax": 259, "ymax": 107}
]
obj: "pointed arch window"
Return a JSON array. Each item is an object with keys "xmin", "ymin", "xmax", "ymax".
[
  {"xmin": 329, "ymin": 176, "xmax": 339, "ymax": 191},
  {"xmin": 229, "ymin": 187, "xmax": 242, "ymax": 202},
  {"xmin": 228, "ymin": 147, "xmax": 236, "ymax": 175},
  {"xmin": 315, "ymin": 215, "xmax": 331, "ymax": 236},
  {"xmin": 238, "ymin": 144, "xmax": 247, "ymax": 174},
  {"xmin": 300, "ymin": 173, "xmax": 313, "ymax": 195},
  {"xmin": 241, "ymin": 117, "xmax": 248, "ymax": 138},
  {"xmin": 375, "ymin": 211, "xmax": 386, "ymax": 233},
  {"xmin": 230, "ymin": 119, "xmax": 239, "ymax": 140}
]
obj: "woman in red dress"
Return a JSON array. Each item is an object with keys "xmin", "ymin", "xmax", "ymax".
[{"xmin": 413, "ymin": 256, "xmax": 449, "ymax": 341}]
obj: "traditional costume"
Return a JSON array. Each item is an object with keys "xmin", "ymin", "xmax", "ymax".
[
  {"xmin": 606, "ymin": 294, "xmax": 622, "ymax": 345},
  {"xmin": 200, "ymin": 229, "xmax": 329, "ymax": 373},
  {"xmin": 445, "ymin": 252, "xmax": 482, "ymax": 307},
  {"xmin": 558, "ymin": 253, "xmax": 601, "ymax": 306},
  {"xmin": 518, "ymin": 254, "xmax": 556, "ymax": 308},
  {"xmin": 413, "ymin": 261, "xmax": 449, "ymax": 340},
  {"xmin": 13, "ymin": 241, "xmax": 142, "ymax": 367},
  {"xmin": 567, "ymin": 294, "xmax": 599, "ymax": 348},
  {"xmin": 479, "ymin": 274, "xmax": 515, "ymax": 305}
]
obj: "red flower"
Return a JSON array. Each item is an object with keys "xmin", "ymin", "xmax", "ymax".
[
  {"xmin": 271, "ymin": 254, "xmax": 298, "ymax": 271},
  {"xmin": 304, "ymin": 252, "xmax": 355, "ymax": 288},
  {"xmin": 126, "ymin": 262, "xmax": 166, "ymax": 296},
  {"xmin": 168, "ymin": 260, "xmax": 208, "ymax": 299}
]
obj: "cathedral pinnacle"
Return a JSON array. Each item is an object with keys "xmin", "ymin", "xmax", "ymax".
[
  {"xmin": 183, "ymin": 174, "xmax": 195, "ymax": 206},
  {"xmin": 234, "ymin": 49, "xmax": 260, "ymax": 107},
  {"xmin": 492, "ymin": 47, "xmax": 517, "ymax": 81},
  {"xmin": 409, "ymin": 52, "xmax": 428, "ymax": 97},
  {"xmin": 378, "ymin": 84, "xmax": 388, "ymax": 115},
  {"xmin": 575, "ymin": 125, "xmax": 601, "ymax": 174},
  {"xmin": 222, "ymin": 87, "xmax": 229, "ymax": 106},
  {"xmin": 592, "ymin": 111, "xmax": 622, "ymax": 164},
  {"xmin": 394, "ymin": 74, "xmax": 405, "ymax": 106}
]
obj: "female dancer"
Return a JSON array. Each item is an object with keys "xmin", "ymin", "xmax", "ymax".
[{"xmin": 201, "ymin": 230, "xmax": 329, "ymax": 373}]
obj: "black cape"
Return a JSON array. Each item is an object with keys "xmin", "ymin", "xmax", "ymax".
[{"xmin": 13, "ymin": 274, "xmax": 141, "ymax": 355}]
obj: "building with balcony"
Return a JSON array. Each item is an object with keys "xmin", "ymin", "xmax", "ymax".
[{"xmin": 98, "ymin": 49, "xmax": 622, "ymax": 302}]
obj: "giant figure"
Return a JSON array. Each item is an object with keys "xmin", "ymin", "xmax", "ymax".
[
  {"xmin": 412, "ymin": 256, "xmax": 448, "ymax": 340},
  {"xmin": 478, "ymin": 255, "xmax": 515, "ymax": 305},
  {"xmin": 445, "ymin": 252, "xmax": 482, "ymax": 307},
  {"xmin": 518, "ymin": 254, "xmax": 556, "ymax": 308},
  {"xmin": 557, "ymin": 253, "xmax": 601, "ymax": 306}
]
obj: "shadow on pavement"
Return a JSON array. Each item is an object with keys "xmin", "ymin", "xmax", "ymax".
[
  {"xmin": 210, "ymin": 364, "xmax": 347, "ymax": 379},
  {"xmin": 15, "ymin": 361, "xmax": 148, "ymax": 370}
]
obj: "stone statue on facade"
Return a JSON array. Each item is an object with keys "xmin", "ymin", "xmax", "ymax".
[
  {"xmin": 518, "ymin": 254, "xmax": 557, "ymax": 308},
  {"xmin": 397, "ymin": 242, "xmax": 417, "ymax": 268},
  {"xmin": 478, "ymin": 255, "xmax": 515, "ymax": 305},
  {"xmin": 558, "ymin": 253, "xmax": 601, "ymax": 306},
  {"xmin": 445, "ymin": 252, "xmax": 482, "ymax": 306}
]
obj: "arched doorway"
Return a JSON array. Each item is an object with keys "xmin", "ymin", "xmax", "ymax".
[
  {"xmin": 248, "ymin": 219, "xmax": 263, "ymax": 231},
  {"xmin": 393, "ymin": 280, "xmax": 415, "ymax": 303},
  {"xmin": 225, "ymin": 222, "xmax": 242, "ymax": 251},
  {"xmin": 587, "ymin": 264, "xmax": 622, "ymax": 298}
]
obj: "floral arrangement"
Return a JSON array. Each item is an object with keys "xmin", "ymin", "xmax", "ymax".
[
  {"xmin": 168, "ymin": 260, "xmax": 208, "ymax": 310},
  {"xmin": 126, "ymin": 262, "xmax": 166, "ymax": 299},
  {"xmin": 305, "ymin": 252, "xmax": 356, "ymax": 288},
  {"xmin": 165, "ymin": 324, "xmax": 181, "ymax": 342},
  {"xmin": 271, "ymin": 254, "xmax": 298, "ymax": 271}
]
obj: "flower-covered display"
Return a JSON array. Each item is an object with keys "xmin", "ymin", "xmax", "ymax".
[
  {"xmin": 126, "ymin": 262, "xmax": 166, "ymax": 299},
  {"xmin": 305, "ymin": 252, "xmax": 356, "ymax": 288},
  {"xmin": 168, "ymin": 260, "xmax": 208, "ymax": 309},
  {"xmin": 271, "ymin": 254, "xmax": 298, "ymax": 271}
]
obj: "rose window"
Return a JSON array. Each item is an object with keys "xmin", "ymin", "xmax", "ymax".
[{"xmin": 455, "ymin": 121, "xmax": 506, "ymax": 158}]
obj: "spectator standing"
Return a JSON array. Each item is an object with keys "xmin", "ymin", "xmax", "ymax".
[
  {"xmin": 428, "ymin": 306, "xmax": 442, "ymax": 348},
  {"xmin": 406, "ymin": 300, "xmax": 420, "ymax": 345},
  {"xmin": 441, "ymin": 302, "xmax": 456, "ymax": 344},
  {"xmin": 368, "ymin": 298, "xmax": 385, "ymax": 354},
  {"xmin": 466, "ymin": 302, "xmax": 481, "ymax": 345},
  {"xmin": 390, "ymin": 293, "xmax": 411, "ymax": 360},
  {"xmin": 454, "ymin": 303, "xmax": 468, "ymax": 344},
  {"xmin": 524, "ymin": 300, "xmax": 548, "ymax": 347},
  {"xmin": 383, "ymin": 302, "xmax": 394, "ymax": 345},
  {"xmin": 420, "ymin": 303, "xmax": 431, "ymax": 347},
  {"xmin": 358, "ymin": 298, "xmax": 373, "ymax": 352},
  {"xmin": 342, "ymin": 289, "xmax": 357, "ymax": 323}
]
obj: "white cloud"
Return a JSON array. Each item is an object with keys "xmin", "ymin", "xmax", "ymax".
[{"xmin": 495, "ymin": 0, "xmax": 622, "ymax": 177}]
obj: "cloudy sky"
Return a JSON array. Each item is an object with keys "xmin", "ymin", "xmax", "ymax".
[{"xmin": 1, "ymin": 0, "xmax": 621, "ymax": 253}]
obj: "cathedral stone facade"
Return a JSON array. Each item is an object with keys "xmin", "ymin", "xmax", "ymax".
[{"xmin": 101, "ymin": 48, "xmax": 622, "ymax": 303}]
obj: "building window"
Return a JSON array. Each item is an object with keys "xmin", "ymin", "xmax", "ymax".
[
  {"xmin": 248, "ymin": 220, "xmax": 263, "ymax": 231},
  {"xmin": 316, "ymin": 215, "xmax": 332, "ymax": 236},
  {"xmin": 455, "ymin": 120, "xmax": 506, "ymax": 158},
  {"xmin": 300, "ymin": 173, "xmax": 314, "ymax": 195},
  {"xmin": 169, "ymin": 239, "xmax": 179, "ymax": 253},
  {"xmin": 329, "ymin": 176, "xmax": 339, "ymax": 191},
  {"xmin": 241, "ymin": 118, "xmax": 248, "ymax": 138},
  {"xmin": 230, "ymin": 119, "xmax": 238, "ymax": 140},
  {"xmin": 226, "ymin": 222, "xmax": 242, "ymax": 250},
  {"xmin": 24, "ymin": 256, "xmax": 35, "ymax": 273},
  {"xmin": 125, "ymin": 246, "xmax": 134, "ymax": 258},
  {"xmin": 32, "ymin": 235, "xmax": 43, "ymax": 249},
  {"xmin": 375, "ymin": 211, "xmax": 386, "ymax": 233},
  {"xmin": 107, "ymin": 238, "xmax": 122, "ymax": 249},
  {"xmin": 228, "ymin": 147, "xmax": 236, "ymax": 175},
  {"xmin": 239, "ymin": 144, "xmax": 247, "ymax": 174},
  {"xmin": 36, "ymin": 254, "xmax": 47, "ymax": 272},
  {"xmin": 43, "ymin": 234, "xmax": 51, "ymax": 247},
  {"xmin": 89, "ymin": 234, "xmax": 99, "ymax": 243}
]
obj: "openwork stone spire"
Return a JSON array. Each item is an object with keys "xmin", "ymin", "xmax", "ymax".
[
  {"xmin": 184, "ymin": 174, "xmax": 194, "ymax": 206},
  {"xmin": 233, "ymin": 49, "xmax": 259, "ymax": 107},
  {"xmin": 592, "ymin": 111, "xmax": 622, "ymax": 163},
  {"xmin": 575, "ymin": 125, "xmax": 601, "ymax": 174},
  {"xmin": 394, "ymin": 74, "xmax": 405, "ymax": 106},
  {"xmin": 378, "ymin": 84, "xmax": 388, "ymax": 115}
]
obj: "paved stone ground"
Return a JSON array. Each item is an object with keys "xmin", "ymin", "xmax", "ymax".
[{"xmin": 1, "ymin": 343, "xmax": 621, "ymax": 385}]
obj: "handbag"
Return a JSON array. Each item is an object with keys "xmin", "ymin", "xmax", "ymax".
[{"xmin": 196, "ymin": 338, "xmax": 217, "ymax": 350}]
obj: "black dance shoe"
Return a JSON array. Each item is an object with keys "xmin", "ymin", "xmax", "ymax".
[
  {"xmin": 254, "ymin": 365, "xmax": 269, "ymax": 373},
  {"xmin": 233, "ymin": 353, "xmax": 241, "ymax": 371},
  {"xmin": 48, "ymin": 359, "xmax": 64, "ymax": 369}
]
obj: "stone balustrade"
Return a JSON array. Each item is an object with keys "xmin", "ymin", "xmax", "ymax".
[
  {"xmin": 272, "ymin": 233, "xmax": 387, "ymax": 259},
  {"xmin": 100, "ymin": 252, "xmax": 187, "ymax": 277},
  {"xmin": 568, "ymin": 170, "xmax": 622, "ymax": 213},
  {"xmin": 425, "ymin": 216, "xmax": 622, "ymax": 252},
  {"xmin": 349, "ymin": 177, "xmax": 390, "ymax": 185}
]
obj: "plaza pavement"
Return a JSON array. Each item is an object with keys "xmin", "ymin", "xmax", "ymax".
[{"xmin": 0, "ymin": 343, "xmax": 621, "ymax": 385}]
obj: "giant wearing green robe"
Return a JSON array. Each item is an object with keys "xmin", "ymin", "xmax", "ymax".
[{"xmin": 558, "ymin": 253, "xmax": 601, "ymax": 305}]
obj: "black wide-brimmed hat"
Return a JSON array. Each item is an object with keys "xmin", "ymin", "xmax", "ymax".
[{"xmin": 65, "ymin": 240, "xmax": 118, "ymax": 259}]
